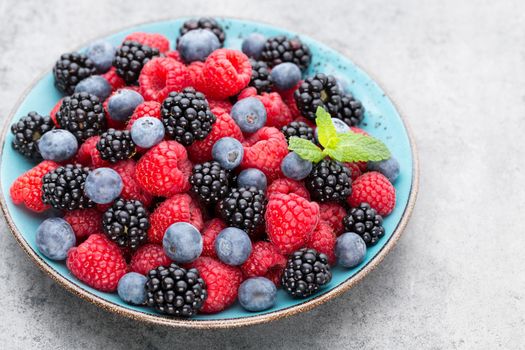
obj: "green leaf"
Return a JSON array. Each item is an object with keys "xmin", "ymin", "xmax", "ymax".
[
  {"xmin": 315, "ymin": 107, "xmax": 338, "ymax": 148},
  {"xmin": 329, "ymin": 132, "xmax": 391, "ymax": 162},
  {"xmin": 288, "ymin": 137, "xmax": 325, "ymax": 163}
]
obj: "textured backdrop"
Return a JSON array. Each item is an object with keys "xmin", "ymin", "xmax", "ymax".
[{"xmin": 0, "ymin": 0, "xmax": 523, "ymax": 349}]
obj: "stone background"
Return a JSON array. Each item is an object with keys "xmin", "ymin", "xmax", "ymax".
[{"xmin": 0, "ymin": 0, "xmax": 523, "ymax": 349}]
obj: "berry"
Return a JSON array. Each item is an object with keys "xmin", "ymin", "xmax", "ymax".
[
  {"xmin": 260, "ymin": 35, "xmax": 311, "ymax": 71},
  {"xmin": 42, "ymin": 164, "xmax": 94, "ymax": 210},
  {"xmin": 335, "ymin": 232, "xmax": 367, "ymax": 268},
  {"xmin": 242, "ymin": 33, "xmax": 266, "ymax": 59},
  {"xmin": 124, "ymin": 32, "xmax": 170, "ymax": 53},
  {"xmin": 237, "ymin": 168, "xmax": 267, "ymax": 192},
  {"xmin": 84, "ymin": 167, "xmax": 123, "ymax": 204},
  {"xmin": 107, "ymin": 89, "xmax": 145, "ymax": 122},
  {"xmin": 187, "ymin": 61, "xmax": 206, "ymax": 91},
  {"xmin": 148, "ymin": 193, "xmax": 203, "ymax": 244},
  {"xmin": 135, "ymin": 141, "xmax": 192, "ymax": 197},
  {"xmin": 63, "ymin": 208, "xmax": 103, "ymax": 240},
  {"xmin": 231, "ymin": 97, "xmax": 267, "ymax": 133},
  {"xmin": 314, "ymin": 117, "xmax": 349, "ymax": 142},
  {"xmin": 348, "ymin": 172, "xmax": 396, "ymax": 216},
  {"xmin": 11, "ymin": 112, "xmax": 53, "ymax": 160},
  {"xmin": 145, "ymin": 263, "xmax": 206, "ymax": 316},
  {"xmin": 219, "ymin": 186, "xmax": 266, "ymax": 235},
  {"xmin": 165, "ymin": 50, "xmax": 184, "ymax": 63},
  {"xmin": 294, "ymin": 74, "xmax": 342, "ymax": 121},
  {"xmin": 255, "ymin": 92, "xmax": 293, "ymax": 128},
  {"xmin": 67, "ymin": 234, "xmax": 127, "ymax": 292},
  {"xmin": 307, "ymin": 221, "xmax": 337, "ymax": 265},
  {"xmin": 201, "ymin": 218, "xmax": 227, "ymax": 259},
  {"xmin": 281, "ymin": 152, "xmax": 312, "ymax": 181},
  {"xmin": 319, "ymin": 202, "xmax": 346, "ymax": 235},
  {"xmin": 56, "ymin": 92, "xmax": 106, "ymax": 143},
  {"xmin": 118, "ymin": 272, "xmax": 147, "ymax": 305},
  {"xmin": 238, "ymin": 277, "xmax": 277, "ymax": 312},
  {"xmin": 306, "ymin": 159, "xmax": 352, "ymax": 203},
  {"xmin": 177, "ymin": 29, "xmax": 221, "ymax": 63},
  {"xmin": 238, "ymin": 86, "xmax": 257, "ymax": 100},
  {"xmin": 53, "ymin": 52, "xmax": 96, "ymax": 94},
  {"xmin": 102, "ymin": 67, "xmax": 125, "ymax": 91},
  {"xmin": 113, "ymin": 40, "xmax": 160, "ymax": 85},
  {"xmin": 50, "ymin": 99, "xmax": 62, "ymax": 127},
  {"xmin": 96, "ymin": 129, "xmax": 136, "ymax": 163},
  {"xmin": 74, "ymin": 75, "xmax": 112, "ymax": 101},
  {"xmin": 248, "ymin": 59, "xmax": 272, "ymax": 93},
  {"xmin": 190, "ymin": 257, "xmax": 242, "ymax": 314},
  {"xmin": 138, "ymin": 57, "xmax": 191, "ymax": 102},
  {"xmin": 161, "ymin": 88, "xmax": 216, "ymax": 146},
  {"xmin": 241, "ymin": 241, "xmax": 286, "ymax": 285},
  {"xmin": 130, "ymin": 116, "xmax": 165, "ymax": 149},
  {"xmin": 126, "ymin": 101, "xmax": 161, "ymax": 129},
  {"xmin": 103, "ymin": 198, "xmax": 149, "ymax": 249},
  {"xmin": 367, "ymin": 157, "xmax": 400, "ymax": 183},
  {"xmin": 162, "ymin": 222, "xmax": 203, "ymax": 263},
  {"xmin": 110, "ymin": 160, "xmax": 153, "ymax": 207},
  {"xmin": 344, "ymin": 162, "xmax": 363, "ymax": 181},
  {"xmin": 215, "ymin": 227, "xmax": 252, "ymax": 266},
  {"xmin": 338, "ymin": 93, "xmax": 365, "ymax": 127},
  {"xmin": 281, "ymin": 248, "xmax": 332, "ymax": 298},
  {"xmin": 10, "ymin": 161, "xmax": 59, "ymax": 212},
  {"xmin": 265, "ymin": 193, "xmax": 320, "ymax": 255},
  {"xmin": 85, "ymin": 40, "xmax": 116, "ymax": 73},
  {"xmin": 270, "ymin": 62, "xmax": 301, "ymax": 91},
  {"xmin": 281, "ymin": 121, "xmax": 315, "ymax": 144},
  {"xmin": 212, "ymin": 137, "xmax": 244, "ymax": 170},
  {"xmin": 202, "ymin": 49, "xmax": 252, "ymax": 99},
  {"xmin": 190, "ymin": 161, "xmax": 230, "ymax": 204},
  {"xmin": 343, "ymin": 202, "xmax": 385, "ymax": 246},
  {"xmin": 179, "ymin": 17, "xmax": 225, "ymax": 45},
  {"xmin": 130, "ymin": 244, "xmax": 172, "ymax": 275},
  {"xmin": 266, "ymin": 178, "xmax": 310, "ymax": 200},
  {"xmin": 36, "ymin": 218, "xmax": 76, "ymax": 261}
]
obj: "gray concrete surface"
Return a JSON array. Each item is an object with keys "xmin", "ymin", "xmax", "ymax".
[{"xmin": 0, "ymin": 0, "xmax": 523, "ymax": 349}]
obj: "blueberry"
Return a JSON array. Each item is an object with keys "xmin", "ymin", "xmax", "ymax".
[
  {"xmin": 367, "ymin": 157, "xmax": 400, "ymax": 183},
  {"xmin": 212, "ymin": 137, "xmax": 244, "ymax": 170},
  {"xmin": 38, "ymin": 129, "xmax": 78, "ymax": 162},
  {"xmin": 117, "ymin": 272, "xmax": 147, "ymax": 305},
  {"xmin": 163, "ymin": 222, "xmax": 203, "ymax": 263},
  {"xmin": 315, "ymin": 117, "xmax": 350, "ymax": 142},
  {"xmin": 36, "ymin": 218, "xmax": 76, "ymax": 260},
  {"xmin": 130, "ymin": 116, "xmax": 165, "ymax": 148},
  {"xmin": 335, "ymin": 232, "xmax": 367, "ymax": 268},
  {"xmin": 84, "ymin": 167, "xmax": 123, "ymax": 204},
  {"xmin": 85, "ymin": 40, "xmax": 116, "ymax": 73},
  {"xmin": 178, "ymin": 29, "xmax": 221, "ymax": 63},
  {"xmin": 238, "ymin": 277, "xmax": 277, "ymax": 312},
  {"xmin": 270, "ymin": 63, "xmax": 302, "ymax": 91},
  {"xmin": 281, "ymin": 152, "xmax": 312, "ymax": 181},
  {"xmin": 74, "ymin": 75, "xmax": 112, "ymax": 101},
  {"xmin": 231, "ymin": 97, "xmax": 267, "ymax": 133},
  {"xmin": 215, "ymin": 227, "xmax": 252, "ymax": 266},
  {"xmin": 237, "ymin": 168, "xmax": 267, "ymax": 191},
  {"xmin": 107, "ymin": 89, "xmax": 144, "ymax": 122},
  {"xmin": 241, "ymin": 33, "xmax": 266, "ymax": 59}
]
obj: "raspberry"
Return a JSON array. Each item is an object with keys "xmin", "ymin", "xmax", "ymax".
[
  {"xmin": 237, "ymin": 86, "xmax": 257, "ymax": 100},
  {"xmin": 202, "ymin": 49, "xmax": 252, "ymax": 99},
  {"xmin": 348, "ymin": 171, "xmax": 396, "ymax": 216},
  {"xmin": 101, "ymin": 67, "xmax": 125, "ymax": 92},
  {"xmin": 350, "ymin": 126, "xmax": 369, "ymax": 136},
  {"xmin": 139, "ymin": 57, "xmax": 191, "ymax": 102},
  {"xmin": 126, "ymin": 101, "xmax": 161, "ymax": 130},
  {"xmin": 344, "ymin": 162, "xmax": 363, "ymax": 181},
  {"xmin": 110, "ymin": 160, "xmax": 153, "ymax": 207},
  {"xmin": 73, "ymin": 136, "xmax": 99, "ymax": 166},
  {"xmin": 9, "ymin": 161, "xmax": 59, "ymax": 212},
  {"xmin": 241, "ymin": 241, "xmax": 286, "ymax": 286},
  {"xmin": 266, "ymin": 178, "xmax": 310, "ymax": 200},
  {"xmin": 124, "ymin": 32, "xmax": 170, "ymax": 53},
  {"xmin": 319, "ymin": 202, "xmax": 346, "ymax": 235},
  {"xmin": 256, "ymin": 92, "xmax": 292, "ymax": 128},
  {"xmin": 147, "ymin": 194, "xmax": 203, "ymax": 244},
  {"xmin": 240, "ymin": 127, "xmax": 289, "ymax": 182},
  {"xmin": 207, "ymin": 99, "xmax": 232, "ymax": 113},
  {"xmin": 201, "ymin": 218, "xmax": 227, "ymax": 259},
  {"xmin": 91, "ymin": 145, "xmax": 111, "ymax": 168},
  {"xmin": 307, "ymin": 221, "xmax": 337, "ymax": 265},
  {"xmin": 187, "ymin": 107, "xmax": 243, "ymax": 163},
  {"xmin": 187, "ymin": 61, "xmax": 206, "ymax": 91},
  {"xmin": 280, "ymin": 81, "xmax": 303, "ymax": 118},
  {"xmin": 165, "ymin": 50, "xmax": 184, "ymax": 63},
  {"xmin": 130, "ymin": 243, "xmax": 172, "ymax": 275},
  {"xmin": 190, "ymin": 257, "xmax": 243, "ymax": 314},
  {"xmin": 63, "ymin": 208, "xmax": 103, "ymax": 240},
  {"xmin": 50, "ymin": 99, "xmax": 62, "ymax": 127},
  {"xmin": 265, "ymin": 193, "xmax": 320, "ymax": 255},
  {"xmin": 66, "ymin": 234, "xmax": 127, "ymax": 292},
  {"xmin": 135, "ymin": 140, "xmax": 192, "ymax": 197}
]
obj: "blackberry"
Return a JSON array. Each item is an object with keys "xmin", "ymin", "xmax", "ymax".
[
  {"xmin": 53, "ymin": 52, "xmax": 96, "ymax": 94},
  {"xmin": 179, "ymin": 17, "xmax": 225, "ymax": 45},
  {"xmin": 96, "ymin": 129, "xmax": 136, "ymax": 163},
  {"xmin": 294, "ymin": 74, "xmax": 342, "ymax": 121},
  {"xmin": 190, "ymin": 161, "xmax": 229, "ymax": 204},
  {"xmin": 343, "ymin": 202, "xmax": 385, "ymax": 246},
  {"xmin": 306, "ymin": 159, "xmax": 351, "ymax": 203},
  {"xmin": 113, "ymin": 40, "xmax": 159, "ymax": 85},
  {"xmin": 260, "ymin": 35, "xmax": 312, "ymax": 71},
  {"xmin": 281, "ymin": 248, "xmax": 332, "ymax": 298},
  {"xmin": 281, "ymin": 121, "xmax": 315, "ymax": 144},
  {"xmin": 248, "ymin": 59, "xmax": 272, "ymax": 93},
  {"xmin": 338, "ymin": 93, "xmax": 365, "ymax": 127},
  {"xmin": 10, "ymin": 112, "xmax": 53, "ymax": 160},
  {"xmin": 161, "ymin": 88, "xmax": 216, "ymax": 146},
  {"xmin": 56, "ymin": 92, "xmax": 106, "ymax": 143},
  {"xmin": 42, "ymin": 164, "xmax": 94, "ymax": 210},
  {"xmin": 146, "ymin": 263, "xmax": 207, "ymax": 317},
  {"xmin": 102, "ymin": 198, "xmax": 149, "ymax": 250},
  {"xmin": 219, "ymin": 186, "xmax": 266, "ymax": 235}
]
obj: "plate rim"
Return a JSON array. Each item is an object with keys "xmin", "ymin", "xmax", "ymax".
[{"xmin": 0, "ymin": 17, "xmax": 419, "ymax": 329}]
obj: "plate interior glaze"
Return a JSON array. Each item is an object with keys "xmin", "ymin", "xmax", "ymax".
[{"xmin": 0, "ymin": 18, "xmax": 416, "ymax": 327}]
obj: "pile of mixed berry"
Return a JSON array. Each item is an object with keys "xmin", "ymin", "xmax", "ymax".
[{"xmin": 9, "ymin": 18, "xmax": 400, "ymax": 316}]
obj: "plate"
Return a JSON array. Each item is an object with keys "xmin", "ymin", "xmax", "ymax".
[{"xmin": 0, "ymin": 17, "xmax": 418, "ymax": 328}]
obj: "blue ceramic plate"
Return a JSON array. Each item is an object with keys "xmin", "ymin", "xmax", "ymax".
[{"xmin": 0, "ymin": 18, "xmax": 418, "ymax": 328}]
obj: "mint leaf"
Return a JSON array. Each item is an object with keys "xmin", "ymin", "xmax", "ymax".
[
  {"xmin": 288, "ymin": 137, "xmax": 325, "ymax": 163},
  {"xmin": 329, "ymin": 132, "xmax": 390, "ymax": 162},
  {"xmin": 315, "ymin": 107, "xmax": 338, "ymax": 148}
]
